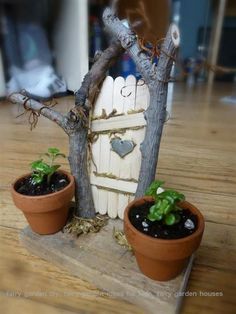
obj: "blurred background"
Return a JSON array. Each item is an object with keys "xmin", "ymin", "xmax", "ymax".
[
  {"xmin": 0, "ymin": 0, "xmax": 235, "ymax": 99},
  {"xmin": 0, "ymin": 3, "xmax": 235, "ymax": 313}
]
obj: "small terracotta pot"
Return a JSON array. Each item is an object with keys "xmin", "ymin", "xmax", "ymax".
[
  {"xmin": 124, "ymin": 196, "xmax": 205, "ymax": 281},
  {"xmin": 11, "ymin": 170, "xmax": 75, "ymax": 235}
]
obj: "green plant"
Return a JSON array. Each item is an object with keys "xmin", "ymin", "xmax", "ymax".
[
  {"xmin": 145, "ymin": 181, "xmax": 185, "ymax": 225},
  {"xmin": 30, "ymin": 147, "xmax": 66, "ymax": 185}
]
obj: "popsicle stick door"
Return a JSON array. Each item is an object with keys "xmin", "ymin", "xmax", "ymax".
[{"xmin": 90, "ymin": 75, "xmax": 149, "ymax": 219}]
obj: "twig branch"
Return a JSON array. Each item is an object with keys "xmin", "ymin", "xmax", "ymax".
[
  {"xmin": 69, "ymin": 40, "xmax": 124, "ymax": 218},
  {"xmin": 9, "ymin": 93, "xmax": 70, "ymax": 133},
  {"xmin": 75, "ymin": 40, "xmax": 124, "ymax": 109},
  {"xmin": 103, "ymin": 7, "xmax": 155, "ymax": 84},
  {"xmin": 103, "ymin": 7, "xmax": 180, "ymax": 197},
  {"xmin": 136, "ymin": 24, "xmax": 180, "ymax": 197}
]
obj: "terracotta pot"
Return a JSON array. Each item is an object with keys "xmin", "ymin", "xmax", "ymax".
[
  {"xmin": 11, "ymin": 170, "xmax": 75, "ymax": 235},
  {"xmin": 124, "ymin": 196, "xmax": 205, "ymax": 281}
]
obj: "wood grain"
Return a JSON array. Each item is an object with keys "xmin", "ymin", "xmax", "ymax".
[
  {"xmin": 1, "ymin": 82, "xmax": 236, "ymax": 313},
  {"xmin": 0, "ymin": 226, "xmax": 142, "ymax": 314},
  {"xmin": 19, "ymin": 221, "xmax": 194, "ymax": 314}
]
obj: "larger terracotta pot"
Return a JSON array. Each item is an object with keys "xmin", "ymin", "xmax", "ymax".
[
  {"xmin": 124, "ymin": 196, "xmax": 205, "ymax": 281},
  {"xmin": 11, "ymin": 170, "xmax": 75, "ymax": 235}
]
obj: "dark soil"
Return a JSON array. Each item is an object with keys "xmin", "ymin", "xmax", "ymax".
[
  {"xmin": 129, "ymin": 201, "xmax": 198, "ymax": 239},
  {"xmin": 16, "ymin": 172, "xmax": 69, "ymax": 196}
]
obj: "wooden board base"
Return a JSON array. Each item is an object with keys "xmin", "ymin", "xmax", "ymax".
[{"xmin": 19, "ymin": 219, "xmax": 194, "ymax": 314}]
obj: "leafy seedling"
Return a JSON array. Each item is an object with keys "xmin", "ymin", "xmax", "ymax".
[
  {"xmin": 31, "ymin": 147, "xmax": 66, "ymax": 185},
  {"xmin": 145, "ymin": 181, "xmax": 185, "ymax": 225}
]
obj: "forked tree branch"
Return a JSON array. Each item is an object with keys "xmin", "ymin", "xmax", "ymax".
[{"xmin": 8, "ymin": 6, "xmax": 180, "ymax": 218}]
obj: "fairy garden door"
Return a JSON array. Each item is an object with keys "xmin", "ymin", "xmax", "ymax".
[{"xmin": 89, "ymin": 75, "xmax": 149, "ymax": 219}]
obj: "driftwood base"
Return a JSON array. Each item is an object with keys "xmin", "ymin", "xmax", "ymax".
[{"xmin": 19, "ymin": 219, "xmax": 193, "ymax": 314}]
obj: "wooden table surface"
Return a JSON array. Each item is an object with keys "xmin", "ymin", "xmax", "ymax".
[{"xmin": 0, "ymin": 82, "xmax": 235, "ymax": 314}]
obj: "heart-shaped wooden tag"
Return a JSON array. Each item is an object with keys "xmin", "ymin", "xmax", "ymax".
[{"xmin": 110, "ymin": 138, "xmax": 136, "ymax": 158}]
